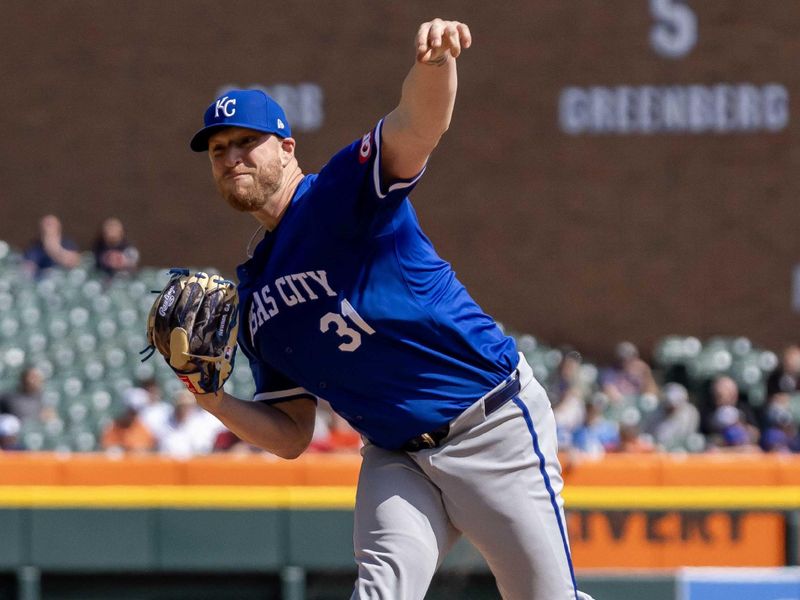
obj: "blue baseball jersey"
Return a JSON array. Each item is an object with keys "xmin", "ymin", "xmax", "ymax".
[{"xmin": 236, "ymin": 119, "xmax": 518, "ymax": 449}]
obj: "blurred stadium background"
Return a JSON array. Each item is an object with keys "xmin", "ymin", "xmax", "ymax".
[{"xmin": 2, "ymin": 1, "xmax": 800, "ymax": 599}]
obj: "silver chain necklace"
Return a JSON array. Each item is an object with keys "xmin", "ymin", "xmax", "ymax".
[{"xmin": 245, "ymin": 224, "xmax": 265, "ymax": 259}]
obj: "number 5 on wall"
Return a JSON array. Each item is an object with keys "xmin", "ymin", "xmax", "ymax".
[{"xmin": 649, "ymin": 0, "xmax": 697, "ymax": 59}]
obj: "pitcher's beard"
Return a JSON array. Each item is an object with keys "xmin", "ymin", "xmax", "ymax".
[
  {"xmin": 217, "ymin": 159, "xmax": 282, "ymax": 213},
  {"xmin": 222, "ymin": 185, "xmax": 269, "ymax": 212}
]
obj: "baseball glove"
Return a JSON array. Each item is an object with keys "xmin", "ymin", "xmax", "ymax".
[{"xmin": 141, "ymin": 268, "xmax": 239, "ymax": 394}]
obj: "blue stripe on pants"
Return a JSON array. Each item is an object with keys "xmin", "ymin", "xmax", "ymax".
[{"xmin": 513, "ymin": 396, "xmax": 578, "ymax": 600}]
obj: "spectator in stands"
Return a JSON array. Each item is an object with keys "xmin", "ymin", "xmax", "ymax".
[
  {"xmin": 101, "ymin": 388, "xmax": 156, "ymax": 454},
  {"xmin": 572, "ymin": 393, "xmax": 620, "ymax": 456},
  {"xmin": 617, "ymin": 421, "xmax": 656, "ymax": 453},
  {"xmin": 159, "ymin": 391, "xmax": 223, "ymax": 458},
  {"xmin": 22, "ymin": 214, "xmax": 81, "ymax": 276},
  {"xmin": 92, "ymin": 217, "xmax": 139, "ymax": 277},
  {"xmin": 599, "ymin": 341, "xmax": 659, "ymax": 405},
  {"xmin": 703, "ymin": 376, "xmax": 760, "ymax": 451},
  {"xmin": 0, "ymin": 366, "xmax": 50, "ymax": 425},
  {"xmin": 644, "ymin": 383, "xmax": 700, "ymax": 451},
  {"xmin": 766, "ymin": 344, "xmax": 800, "ymax": 398},
  {"xmin": 760, "ymin": 393, "xmax": 800, "ymax": 453},
  {"xmin": 706, "ymin": 404, "xmax": 760, "ymax": 452},
  {"xmin": 547, "ymin": 348, "xmax": 589, "ymax": 443},
  {"xmin": 0, "ymin": 415, "xmax": 22, "ymax": 451},
  {"xmin": 700, "ymin": 375, "xmax": 758, "ymax": 436},
  {"xmin": 137, "ymin": 378, "xmax": 171, "ymax": 440}
]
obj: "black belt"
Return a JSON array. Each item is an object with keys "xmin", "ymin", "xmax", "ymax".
[{"xmin": 401, "ymin": 370, "xmax": 521, "ymax": 452}]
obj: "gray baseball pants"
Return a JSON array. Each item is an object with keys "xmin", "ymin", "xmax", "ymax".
[{"xmin": 351, "ymin": 353, "xmax": 588, "ymax": 600}]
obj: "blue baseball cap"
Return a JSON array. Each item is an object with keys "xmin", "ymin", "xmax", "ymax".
[{"xmin": 190, "ymin": 89, "xmax": 291, "ymax": 152}]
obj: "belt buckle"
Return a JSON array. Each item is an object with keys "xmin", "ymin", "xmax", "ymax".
[{"xmin": 419, "ymin": 432, "xmax": 436, "ymax": 449}]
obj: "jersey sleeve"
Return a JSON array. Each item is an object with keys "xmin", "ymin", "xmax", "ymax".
[
  {"xmin": 311, "ymin": 118, "xmax": 426, "ymax": 230},
  {"xmin": 247, "ymin": 355, "xmax": 316, "ymax": 405}
]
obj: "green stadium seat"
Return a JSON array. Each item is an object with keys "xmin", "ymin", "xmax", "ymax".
[
  {"xmin": 654, "ymin": 335, "xmax": 703, "ymax": 368},
  {"xmin": 686, "ymin": 347, "xmax": 732, "ymax": 384},
  {"xmin": 110, "ymin": 377, "xmax": 134, "ymax": 396},
  {"xmin": 117, "ymin": 307, "xmax": 139, "ymax": 330},
  {"xmin": 0, "ymin": 290, "xmax": 13, "ymax": 312},
  {"xmin": 23, "ymin": 331, "xmax": 48, "ymax": 354},
  {"xmin": 578, "ymin": 363, "xmax": 599, "ymax": 387},
  {"xmin": 96, "ymin": 317, "xmax": 118, "ymax": 340},
  {"xmin": 727, "ymin": 356, "xmax": 761, "ymax": 385},
  {"xmin": 61, "ymin": 375, "xmax": 84, "ymax": 399},
  {"xmin": 66, "ymin": 266, "xmax": 89, "ymax": 288},
  {"xmin": 137, "ymin": 294, "xmax": 155, "ymax": 315},
  {"xmin": 81, "ymin": 279, "xmax": 103, "ymax": 300},
  {"xmin": 103, "ymin": 346, "xmax": 128, "ymax": 370},
  {"xmin": 1, "ymin": 344, "xmax": 26, "ymax": 370},
  {"xmin": 133, "ymin": 361, "xmax": 156, "ymax": 382},
  {"xmin": 126, "ymin": 279, "xmax": 148, "ymax": 299},
  {"xmin": 619, "ymin": 405, "xmax": 642, "ymax": 428},
  {"xmin": 745, "ymin": 385, "xmax": 767, "ymax": 408},
  {"xmin": 83, "ymin": 359, "xmax": 106, "ymax": 382},
  {"xmin": 516, "ymin": 334, "xmax": 538, "ymax": 354},
  {"xmin": 69, "ymin": 428, "xmax": 98, "ymax": 452},
  {"xmin": 756, "ymin": 349, "xmax": 779, "ymax": 373},
  {"xmin": 36, "ymin": 357, "xmax": 55, "ymax": 380},
  {"xmin": 64, "ymin": 398, "xmax": 90, "ymax": 425},
  {"xmin": 19, "ymin": 306, "xmax": 42, "ymax": 330},
  {"xmin": 122, "ymin": 331, "xmax": 148, "ymax": 355},
  {"xmin": 653, "ymin": 335, "xmax": 684, "ymax": 367},
  {"xmin": 49, "ymin": 343, "xmax": 76, "ymax": 369},
  {"xmin": 788, "ymin": 394, "xmax": 800, "ymax": 422},
  {"xmin": 47, "ymin": 315, "xmax": 70, "ymax": 339},
  {"xmin": 0, "ymin": 316, "xmax": 20, "ymax": 340},
  {"xmin": 705, "ymin": 335, "xmax": 749, "ymax": 354},
  {"xmin": 162, "ymin": 377, "xmax": 186, "ymax": 398},
  {"xmin": 637, "ymin": 393, "xmax": 659, "ymax": 415},
  {"xmin": 22, "ymin": 428, "xmax": 46, "ymax": 451},
  {"xmin": 41, "ymin": 416, "xmax": 66, "ymax": 447},
  {"xmin": 685, "ymin": 432, "xmax": 707, "ymax": 453},
  {"xmin": 601, "ymin": 394, "xmax": 633, "ymax": 423},
  {"xmin": 75, "ymin": 332, "xmax": 98, "ymax": 355},
  {"xmin": 90, "ymin": 294, "xmax": 113, "ymax": 315},
  {"xmin": 69, "ymin": 306, "xmax": 92, "ymax": 330}
]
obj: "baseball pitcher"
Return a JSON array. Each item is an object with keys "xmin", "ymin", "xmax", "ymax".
[{"xmin": 148, "ymin": 18, "xmax": 593, "ymax": 600}]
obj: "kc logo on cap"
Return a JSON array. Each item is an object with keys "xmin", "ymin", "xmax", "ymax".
[
  {"xmin": 190, "ymin": 89, "xmax": 292, "ymax": 152},
  {"xmin": 214, "ymin": 96, "xmax": 237, "ymax": 118}
]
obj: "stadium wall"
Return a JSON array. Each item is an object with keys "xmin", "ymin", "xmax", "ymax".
[
  {"xmin": 0, "ymin": 453, "xmax": 798, "ymax": 598},
  {"xmin": 3, "ymin": 2, "xmax": 800, "ymax": 359}
]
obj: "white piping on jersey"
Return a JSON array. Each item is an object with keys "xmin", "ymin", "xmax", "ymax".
[
  {"xmin": 372, "ymin": 119, "xmax": 427, "ymax": 200},
  {"xmin": 253, "ymin": 387, "xmax": 309, "ymax": 401}
]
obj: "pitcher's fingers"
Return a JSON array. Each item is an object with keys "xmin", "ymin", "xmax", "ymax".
[
  {"xmin": 415, "ymin": 22, "xmax": 433, "ymax": 59},
  {"xmin": 457, "ymin": 22, "xmax": 472, "ymax": 48},
  {"xmin": 444, "ymin": 25, "xmax": 461, "ymax": 57},
  {"xmin": 427, "ymin": 18, "xmax": 446, "ymax": 48}
]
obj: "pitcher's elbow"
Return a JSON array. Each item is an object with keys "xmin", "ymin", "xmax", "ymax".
[{"xmin": 279, "ymin": 444, "xmax": 308, "ymax": 460}]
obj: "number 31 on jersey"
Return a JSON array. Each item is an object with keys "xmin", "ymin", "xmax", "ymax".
[{"xmin": 320, "ymin": 299, "xmax": 375, "ymax": 352}]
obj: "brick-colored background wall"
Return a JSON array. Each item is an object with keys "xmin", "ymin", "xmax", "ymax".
[{"xmin": 3, "ymin": 1, "xmax": 799, "ymax": 359}]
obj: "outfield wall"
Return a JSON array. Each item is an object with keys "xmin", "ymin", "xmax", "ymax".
[{"xmin": 0, "ymin": 453, "xmax": 798, "ymax": 598}]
